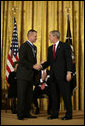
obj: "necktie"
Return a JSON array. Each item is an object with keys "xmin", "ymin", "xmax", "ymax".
[
  {"xmin": 27, "ymin": 41, "xmax": 36, "ymax": 57},
  {"xmin": 32, "ymin": 46, "xmax": 36, "ymax": 57},
  {"xmin": 53, "ymin": 44, "xmax": 56, "ymax": 60},
  {"xmin": 41, "ymin": 83, "xmax": 45, "ymax": 90}
]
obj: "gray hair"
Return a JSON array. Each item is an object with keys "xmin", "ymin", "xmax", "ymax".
[
  {"xmin": 50, "ymin": 30, "xmax": 60, "ymax": 39},
  {"xmin": 27, "ymin": 29, "xmax": 37, "ymax": 36}
]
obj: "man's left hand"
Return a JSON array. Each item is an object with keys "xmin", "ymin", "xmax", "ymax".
[{"xmin": 66, "ymin": 72, "xmax": 71, "ymax": 82}]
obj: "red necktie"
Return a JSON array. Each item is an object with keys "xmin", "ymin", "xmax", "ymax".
[
  {"xmin": 53, "ymin": 44, "xmax": 56, "ymax": 60},
  {"xmin": 41, "ymin": 83, "xmax": 45, "ymax": 90}
]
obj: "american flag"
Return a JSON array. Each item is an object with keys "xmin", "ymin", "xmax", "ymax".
[
  {"xmin": 6, "ymin": 17, "xmax": 19, "ymax": 81},
  {"xmin": 65, "ymin": 14, "xmax": 76, "ymax": 92},
  {"xmin": 66, "ymin": 14, "xmax": 75, "ymax": 61}
]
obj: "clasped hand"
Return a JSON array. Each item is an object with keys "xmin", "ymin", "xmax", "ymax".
[
  {"xmin": 33, "ymin": 64, "xmax": 42, "ymax": 70},
  {"xmin": 66, "ymin": 72, "xmax": 71, "ymax": 82},
  {"xmin": 33, "ymin": 61, "xmax": 45, "ymax": 70}
]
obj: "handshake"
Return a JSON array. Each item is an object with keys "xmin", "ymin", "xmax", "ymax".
[
  {"xmin": 33, "ymin": 61, "xmax": 45, "ymax": 71},
  {"xmin": 33, "ymin": 64, "xmax": 42, "ymax": 70}
]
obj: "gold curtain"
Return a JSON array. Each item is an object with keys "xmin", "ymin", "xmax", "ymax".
[{"xmin": 1, "ymin": 1, "xmax": 84, "ymax": 111}]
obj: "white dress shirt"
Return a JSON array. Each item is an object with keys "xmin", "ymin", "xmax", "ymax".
[
  {"xmin": 27, "ymin": 40, "xmax": 36, "ymax": 57},
  {"xmin": 53, "ymin": 41, "xmax": 59, "ymax": 52},
  {"xmin": 39, "ymin": 70, "xmax": 50, "ymax": 87},
  {"xmin": 27, "ymin": 40, "xmax": 33, "ymax": 46}
]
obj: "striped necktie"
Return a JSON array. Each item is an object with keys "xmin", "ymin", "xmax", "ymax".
[
  {"xmin": 27, "ymin": 41, "xmax": 35, "ymax": 57},
  {"xmin": 53, "ymin": 44, "xmax": 56, "ymax": 60}
]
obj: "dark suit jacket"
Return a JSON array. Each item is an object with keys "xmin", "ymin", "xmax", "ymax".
[
  {"xmin": 16, "ymin": 41, "xmax": 37, "ymax": 82},
  {"xmin": 8, "ymin": 71, "xmax": 17, "ymax": 98},
  {"xmin": 42, "ymin": 41, "xmax": 72, "ymax": 80}
]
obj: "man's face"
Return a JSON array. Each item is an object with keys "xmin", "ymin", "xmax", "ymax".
[
  {"xmin": 49, "ymin": 33, "xmax": 55, "ymax": 43},
  {"xmin": 29, "ymin": 32, "xmax": 37, "ymax": 43}
]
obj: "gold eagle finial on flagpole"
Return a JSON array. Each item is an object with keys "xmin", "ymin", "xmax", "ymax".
[
  {"xmin": 12, "ymin": 6, "xmax": 18, "ymax": 15},
  {"xmin": 65, "ymin": 7, "xmax": 71, "ymax": 16}
]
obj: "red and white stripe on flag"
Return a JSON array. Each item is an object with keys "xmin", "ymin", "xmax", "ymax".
[
  {"xmin": 6, "ymin": 17, "xmax": 19, "ymax": 81},
  {"xmin": 6, "ymin": 50, "xmax": 19, "ymax": 81}
]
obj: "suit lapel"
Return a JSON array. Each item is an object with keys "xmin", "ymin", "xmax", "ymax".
[
  {"xmin": 50, "ymin": 45, "xmax": 54, "ymax": 61},
  {"xmin": 55, "ymin": 42, "xmax": 61, "ymax": 59},
  {"xmin": 33, "ymin": 46, "xmax": 37, "ymax": 56},
  {"xmin": 26, "ymin": 42, "xmax": 36, "ymax": 61},
  {"xmin": 33, "ymin": 46, "xmax": 37, "ymax": 62},
  {"xmin": 51, "ymin": 42, "xmax": 61, "ymax": 61}
]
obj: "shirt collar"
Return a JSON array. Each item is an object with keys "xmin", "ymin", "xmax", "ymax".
[
  {"xmin": 53, "ymin": 41, "xmax": 59, "ymax": 47},
  {"xmin": 27, "ymin": 40, "xmax": 33, "ymax": 46},
  {"xmin": 55, "ymin": 41, "xmax": 59, "ymax": 46}
]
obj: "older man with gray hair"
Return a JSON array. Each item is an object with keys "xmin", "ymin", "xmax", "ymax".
[{"xmin": 40, "ymin": 30, "xmax": 73, "ymax": 120}]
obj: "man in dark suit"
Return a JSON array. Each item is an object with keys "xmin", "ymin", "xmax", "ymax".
[
  {"xmin": 16, "ymin": 29, "xmax": 40, "ymax": 120},
  {"xmin": 7, "ymin": 61, "xmax": 18, "ymax": 114},
  {"xmin": 33, "ymin": 69, "xmax": 52, "ymax": 115},
  {"xmin": 40, "ymin": 30, "xmax": 73, "ymax": 120}
]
